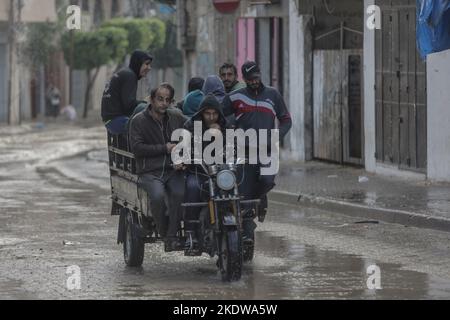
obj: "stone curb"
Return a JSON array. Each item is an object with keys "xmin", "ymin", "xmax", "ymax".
[{"xmin": 270, "ymin": 189, "xmax": 450, "ymax": 233}]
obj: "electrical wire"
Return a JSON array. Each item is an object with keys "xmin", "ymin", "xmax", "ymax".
[{"xmin": 323, "ymin": 0, "xmax": 335, "ymax": 15}]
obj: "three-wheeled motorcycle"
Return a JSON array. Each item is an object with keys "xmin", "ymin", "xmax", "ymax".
[{"xmin": 107, "ymin": 132, "xmax": 259, "ymax": 282}]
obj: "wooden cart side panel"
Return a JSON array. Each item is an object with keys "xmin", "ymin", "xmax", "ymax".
[{"xmin": 111, "ymin": 175, "xmax": 148, "ymax": 215}]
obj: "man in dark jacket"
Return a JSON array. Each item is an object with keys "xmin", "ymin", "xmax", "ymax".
[
  {"xmin": 175, "ymin": 77, "xmax": 205, "ymax": 111},
  {"xmin": 129, "ymin": 83, "xmax": 187, "ymax": 252},
  {"xmin": 101, "ymin": 50, "xmax": 153, "ymax": 134},
  {"xmin": 222, "ymin": 61, "xmax": 292, "ymax": 242},
  {"xmin": 183, "ymin": 94, "xmax": 228, "ymax": 251}
]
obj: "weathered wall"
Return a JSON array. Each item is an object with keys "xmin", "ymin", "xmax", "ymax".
[
  {"xmin": 288, "ymin": 0, "xmax": 313, "ymax": 161},
  {"xmin": 427, "ymin": 49, "xmax": 450, "ymax": 182},
  {"xmin": 178, "ymin": 0, "xmax": 290, "ymax": 96},
  {"xmin": 0, "ymin": 0, "xmax": 57, "ymax": 22},
  {"xmin": 298, "ymin": 0, "xmax": 364, "ymax": 49},
  {"xmin": 0, "ymin": 31, "xmax": 8, "ymax": 124}
]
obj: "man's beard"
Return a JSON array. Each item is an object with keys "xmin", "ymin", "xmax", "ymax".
[{"xmin": 249, "ymin": 82, "xmax": 260, "ymax": 90}]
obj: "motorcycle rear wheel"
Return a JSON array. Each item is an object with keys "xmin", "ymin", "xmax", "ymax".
[{"xmin": 123, "ymin": 209, "xmax": 145, "ymax": 267}]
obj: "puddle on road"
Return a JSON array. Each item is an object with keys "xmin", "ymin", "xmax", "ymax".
[
  {"xmin": 0, "ymin": 237, "xmax": 28, "ymax": 246},
  {"xmin": 0, "ymin": 278, "xmax": 34, "ymax": 300},
  {"xmin": 107, "ymin": 231, "xmax": 450, "ymax": 300},
  {"xmin": 250, "ymin": 232, "xmax": 450, "ymax": 299},
  {"xmin": 2, "ymin": 150, "xmax": 450, "ymax": 299}
]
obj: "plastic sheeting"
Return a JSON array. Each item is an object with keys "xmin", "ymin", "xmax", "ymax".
[{"xmin": 417, "ymin": 0, "xmax": 450, "ymax": 59}]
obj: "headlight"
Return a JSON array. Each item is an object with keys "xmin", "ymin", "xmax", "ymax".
[{"xmin": 216, "ymin": 170, "xmax": 236, "ymax": 191}]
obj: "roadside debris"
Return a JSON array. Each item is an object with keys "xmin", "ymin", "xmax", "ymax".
[
  {"xmin": 358, "ymin": 176, "xmax": 369, "ymax": 183},
  {"xmin": 62, "ymin": 240, "xmax": 80, "ymax": 246}
]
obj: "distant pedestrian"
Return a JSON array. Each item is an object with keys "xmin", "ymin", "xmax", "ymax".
[
  {"xmin": 60, "ymin": 105, "xmax": 77, "ymax": 122},
  {"xmin": 47, "ymin": 85, "xmax": 61, "ymax": 118}
]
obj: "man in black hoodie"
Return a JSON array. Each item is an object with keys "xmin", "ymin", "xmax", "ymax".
[
  {"xmin": 101, "ymin": 50, "xmax": 153, "ymax": 134},
  {"xmin": 183, "ymin": 94, "xmax": 228, "ymax": 250}
]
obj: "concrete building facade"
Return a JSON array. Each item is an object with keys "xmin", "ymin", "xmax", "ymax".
[
  {"xmin": 177, "ymin": 0, "xmax": 294, "ymax": 152},
  {"xmin": 177, "ymin": 0, "xmax": 450, "ymax": 182},
  {"xmin": 0, "ymin": 0, "xmax": 57, "ymax": 124},
  {"xmin": 427, "ymin": 49, "xmax": 450, "ymax": 182},
  {"xmin": 176, "ymin": 0, "xmax": 364, "ymax": 162}
]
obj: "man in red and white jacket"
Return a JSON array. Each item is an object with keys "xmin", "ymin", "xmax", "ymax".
[{"xmin": 222, "ymin": 61, "xmax": 292, "ymax": 242}]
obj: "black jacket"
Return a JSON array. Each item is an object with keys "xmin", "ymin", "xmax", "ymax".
[
  {"xmin": 101, "ymin": 50, "xmax": 153, "ymax": 122},
  {"xmin": 129, "ymin": 105, "xmax": 187, "ymax": 176}
]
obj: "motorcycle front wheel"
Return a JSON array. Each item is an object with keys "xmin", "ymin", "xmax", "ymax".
[
  {"xmin": 218, "ymin": 229, "xmax": 243, "ymax": 282},
  {"xmin": 243, "ymin": 233, "xmax": 255, "ymax": 262}
]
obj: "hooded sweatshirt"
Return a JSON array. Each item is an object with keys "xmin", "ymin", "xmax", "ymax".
[
  {"xmin": 184, "ymin": 94, "xmax": 229, "ymax": 171},
  {"xmin": 184, "ymin": 94, "xmax": 227, "ymax": 133},
  {"xmin": 101, "ymin": 50, "xmax": 153, "ymax": 122},
  {"xmin": 202, "ymin": 75, "xmax": 226, "ymax": 103},
  {"xmin": 188, "ymin": 77, "xmax": 205, "ymax": 92},
  {"xmin": 182, "ymin": 90, "xmax": 204, "ymax": 118}
]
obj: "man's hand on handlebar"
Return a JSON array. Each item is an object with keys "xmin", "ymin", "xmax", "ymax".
[
  {"xmin": 166, "ymin": 143, "xmax": 177, "ymax": 154},
  {"xmin": 173, "ymin": 163, "xmax": 187, "ymax": 171}
]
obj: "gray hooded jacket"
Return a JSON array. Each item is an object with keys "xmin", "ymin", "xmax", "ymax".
[{"xmin": 202, "ymin": 75, "xmax": 226, "ymax": 103}]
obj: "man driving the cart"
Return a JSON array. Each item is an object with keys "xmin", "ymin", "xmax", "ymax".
[
  {"xmin": 183, "ymin": 94, "xmax": 230, "ymax": 251},
  {"xmin": 129, "ymin": 83, "xmax": 187, "ymax": 252}
]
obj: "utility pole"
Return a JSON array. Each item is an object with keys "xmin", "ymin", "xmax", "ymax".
[
  {"xmin": 69, "ymin": 0, "xmax": 81, "ymax": 106},
  {"xmin": 7, "ymin": 0, "xmax": 21, "ymax": 125},
  {"xmin": 69, "ymin": 29, "xmax": 74, "ymax": 105}
]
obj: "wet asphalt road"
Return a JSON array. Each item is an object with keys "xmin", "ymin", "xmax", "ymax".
[{"xmin": 2, "ymin": 126, "xmax": 450, "ymax": 299}]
